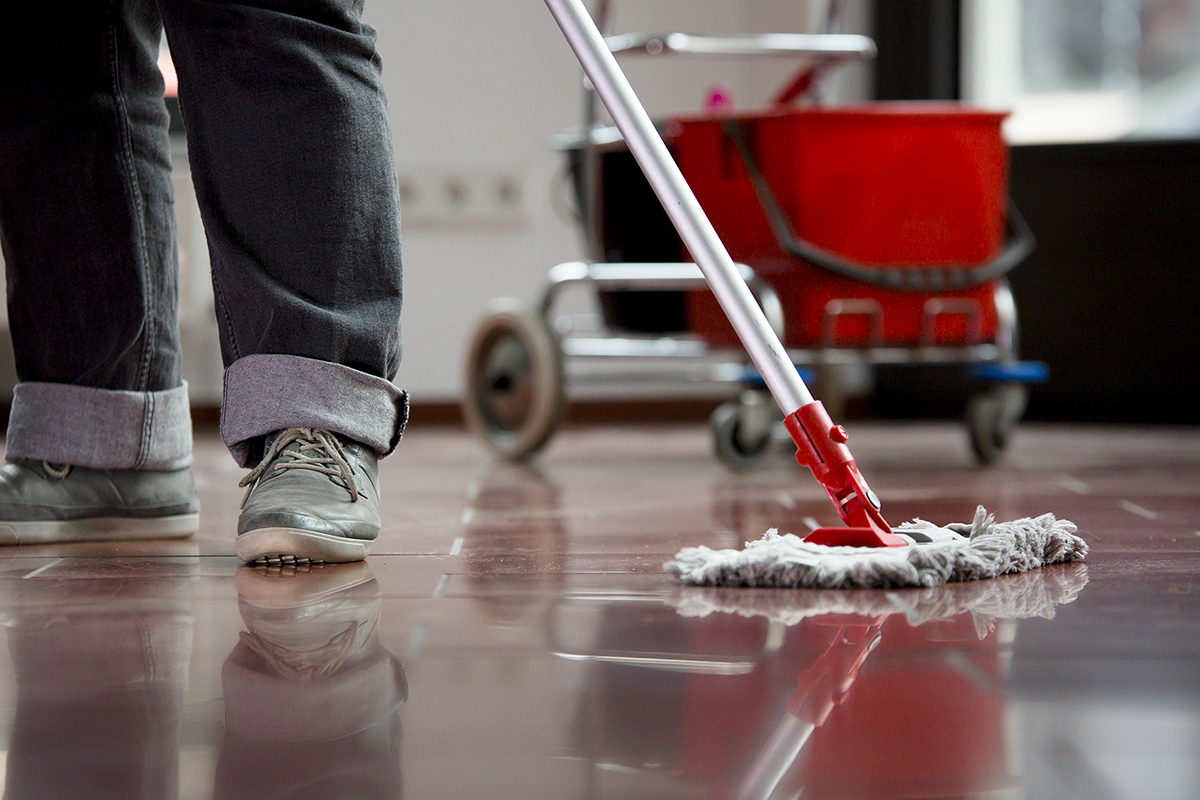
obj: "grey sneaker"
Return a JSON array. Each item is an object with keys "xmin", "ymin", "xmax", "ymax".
[
  {"xmin": 236, "ymin": 428, "xmax": 381, "ymax": 564},
  {"xmin": 0, "ymin": 460, "xmax": 199, "ymax": 545}
]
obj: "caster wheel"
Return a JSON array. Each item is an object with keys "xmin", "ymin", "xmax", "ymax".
[
  {"xmin": 463, "ymin": 299, "xmax": 565, "ymax": 460},
  {"xmin": 966, "ymin": 383, "xmax": 1029, "ymax": 465},
  {"xmin": 711, "ymin": 393, "xmax": 777, "ymax": 472}
]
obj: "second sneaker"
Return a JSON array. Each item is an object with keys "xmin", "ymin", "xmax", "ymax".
[{"xmin": 236, "ymin": 428, "xmax": 381, "ymax": 564}]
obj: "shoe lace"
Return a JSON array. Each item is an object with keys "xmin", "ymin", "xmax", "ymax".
[
  {"xmin": 238, "ymin": 428, "xmax": 359, "ymax": 507},
  {"xmin": 42, "ymin": 462, "xmax": 72, "ymax": 479}
]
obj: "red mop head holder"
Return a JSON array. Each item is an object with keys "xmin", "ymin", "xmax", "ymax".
[{"xmin": 785, "ymin": 401, "xmax": 908, "ymax": 548}]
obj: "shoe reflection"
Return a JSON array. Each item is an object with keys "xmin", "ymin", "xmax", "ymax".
[
  {"xmin": 1, "ymin": 559, "xmax": 196, "ymax": 800},
  {"xmin": 215, "ymin": 562, "xmax": 407, "ymax": 800}
]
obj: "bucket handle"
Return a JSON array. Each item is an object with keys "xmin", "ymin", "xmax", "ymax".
[{"xmin": 722, "ymin": 119, "xmax": 1036, "ymax": 292}]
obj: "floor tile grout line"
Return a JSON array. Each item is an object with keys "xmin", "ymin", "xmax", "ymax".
[
  {"xmin": 1057, "ymin": 474, "xmax": 1091, "ymax": 495},
  {"xmin": 22, "ymin": 558, "xmax": 64, "ymax": 580},
  {"xmin": 1119, "ymin": 500, "xmax": 1158, "ymax": 520}
]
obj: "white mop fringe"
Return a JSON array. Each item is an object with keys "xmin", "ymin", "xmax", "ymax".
[{"xmin": 665, "ymin": 506, "xmax": 1088, "ymax": 590}]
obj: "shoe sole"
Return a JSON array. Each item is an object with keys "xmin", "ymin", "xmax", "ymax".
[
  {"xmin": 0, "ymin": 513, "xmax": 200, "ymax": 546},
  {"xmin": 236, "ymin": 526, "xmax": 372, "ymax": 564}
]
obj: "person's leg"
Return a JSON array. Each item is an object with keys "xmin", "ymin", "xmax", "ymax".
[
  {"xmin": 159, "ymin": 0, "xmax": 406, "ymax": 562},
  {"xmin": 0, "ymin": 0, "xmax": 198, "ymax": 544}
]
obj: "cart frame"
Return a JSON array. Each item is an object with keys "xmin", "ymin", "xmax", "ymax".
[{"xmin": 463, "ymin": 2, "xmax": 1045, "ymax": 469}]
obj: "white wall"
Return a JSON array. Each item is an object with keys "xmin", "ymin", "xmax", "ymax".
[{"xmin": 376, "ymin": 0, "xmax": 585, "ymax": 403}]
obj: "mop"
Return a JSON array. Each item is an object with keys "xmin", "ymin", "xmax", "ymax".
[
  {"xmin": 543, "ymin": 0, "xmax": 1088, "ymax": 589},
  {"xmin": 667, "ymin": 507, "xmax": 1087, "ymax": 590}
]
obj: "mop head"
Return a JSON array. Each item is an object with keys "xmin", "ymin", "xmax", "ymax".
[{"xmin": 666, "ymin": 506, "xmax": 1087, "ymax": 590}]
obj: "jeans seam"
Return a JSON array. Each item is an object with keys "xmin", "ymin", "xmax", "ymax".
[
  {"xmin": 137, "ymin": 390, "xmax": 156, "ymax": 468},
  {"xmin": 104, "ymin": 1, "xmax": 155, "ymax": 393},
  {"xmin": 210, "ymin": 268, "xmax": 242, "ymax": 361}
]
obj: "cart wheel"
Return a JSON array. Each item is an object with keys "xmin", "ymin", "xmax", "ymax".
[
  {"xmin": 966, "ymin": 383, "xmax": 1029, "ymax": 465},
  {"xmin": 711, "ymin": 396, "xmax": 776, "ymax": 472},
  {"xmin": 463, "ymin": 299, "xmax": 565, "ymax": 460}
]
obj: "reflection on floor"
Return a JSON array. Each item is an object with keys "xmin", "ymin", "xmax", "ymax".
[{"xmin": 0, "ymin": 421, "xmax": 1197, "ymax": 799}]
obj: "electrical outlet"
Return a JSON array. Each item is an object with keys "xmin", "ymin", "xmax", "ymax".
[{"xmin": 397, "ymin": 163, "xmax": 527, "ymax": 228}]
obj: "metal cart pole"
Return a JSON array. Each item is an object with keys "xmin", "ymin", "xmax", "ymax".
[{"xmin": 543, "ymin": 0, "xmax": 814, "ymax": 418}]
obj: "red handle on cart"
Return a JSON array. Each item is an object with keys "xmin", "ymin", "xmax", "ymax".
[{"xmin": 785, "ymin": 402, "xmax": 908, "ymax": 547}]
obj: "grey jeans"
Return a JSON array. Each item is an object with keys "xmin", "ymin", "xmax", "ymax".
[{"xmin": 0, "ymin": 0, "xmax": 406, "ymax": 469}]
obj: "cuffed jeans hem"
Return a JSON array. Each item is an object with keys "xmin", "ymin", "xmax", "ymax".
[
  {"xmin": 4, "ymin": 382, "xmax": 193, "ymax": 470},
  {"xmin": 221, "ymin": 354, "xmax": 408, "ymax": 468}
]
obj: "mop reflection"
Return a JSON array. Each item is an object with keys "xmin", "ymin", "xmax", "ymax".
[
  {"xmin": 670, "ymin": 564, "xmax": 1090, "ymax": 799},
  {"xmin": 214, "ymin": 562, "xmax": 407, "ymax": 799},
  {"xmin": 558, "ymin": 562, "xmax": 1088, "ymax": 799},
  {"xmin": 0, "ymin": 554, "xmax": 197, "ymax": 800}
]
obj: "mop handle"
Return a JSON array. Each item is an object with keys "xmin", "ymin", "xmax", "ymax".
[
  {"xmin": 544, "ymin": 0, "xmax": 814, "ymax": 416},
  {"xmin": 545, "ymin": 0, "xmax": 907, "ymax": 547}
]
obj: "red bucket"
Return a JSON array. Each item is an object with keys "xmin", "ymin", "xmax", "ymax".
[{"xmin": 673, "ymin": 104, "xmax": 1013, "ymax": 348}]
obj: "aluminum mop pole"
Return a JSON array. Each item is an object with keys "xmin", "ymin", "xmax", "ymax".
[{"xmin": 544, "ymin": 0, "xmax": 906, "ymax": 547}]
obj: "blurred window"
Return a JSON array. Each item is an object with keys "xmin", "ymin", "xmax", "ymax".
[{"xmin": 965, "ymin": 0, "xmax": 1200, "ymax": 142}]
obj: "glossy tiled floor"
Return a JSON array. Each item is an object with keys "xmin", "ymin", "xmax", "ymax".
[{"xmin": 0, "ymin": 421, "xmax": 1198, "ymax": 799}]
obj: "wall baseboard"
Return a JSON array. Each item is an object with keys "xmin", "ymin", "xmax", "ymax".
[{"xmin": 405, "ymin": 398, "xmax": 726, "ymax": 428}]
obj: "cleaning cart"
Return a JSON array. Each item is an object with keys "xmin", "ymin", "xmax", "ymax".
[{"xmin": 463, "ymin": 2, "xmax": 1047, "ymax": 470}]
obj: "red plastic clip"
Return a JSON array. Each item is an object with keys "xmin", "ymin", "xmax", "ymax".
[{"xmin": 784, "ymin": 401, "xmax": 908, "ymax": 548}]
